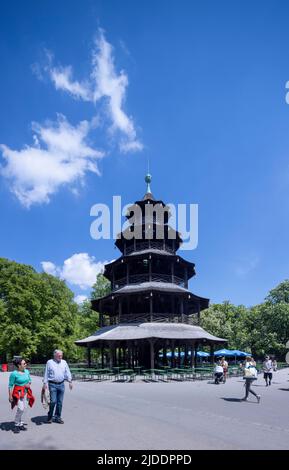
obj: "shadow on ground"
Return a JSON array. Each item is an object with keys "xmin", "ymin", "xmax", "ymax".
[
  {"xmin": 278, "ymin": 388, "xmax": 289, "ymax": 392},
  {"xmin": 31, "ymin": 415, "xmax": 49, "ymax": 426},
  {"xmin": 221, "ymin": 397, "xmax": 244, "ymax": 402},
  {"xmin": 0, "ymin": 421, "xmax": 16, "ymax": 432}
]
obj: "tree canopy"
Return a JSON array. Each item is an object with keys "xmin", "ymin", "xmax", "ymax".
[
  {"xmin": 0, "ymin": 259, "xmax": 112, "ymax": 362},
  {"xmin": 200, "ymin": 281, "xmax": 289, "ymax": 358}
]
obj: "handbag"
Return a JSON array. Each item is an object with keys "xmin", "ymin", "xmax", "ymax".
[
  {"xmin": 244, "ymin": 366, "xmax": 257, "ymax": 379},
  {"xmin": 41, "ymin": 388, "xmax": 50, "ymax": 409}
]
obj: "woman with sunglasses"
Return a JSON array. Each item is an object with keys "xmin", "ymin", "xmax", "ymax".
[{"xmin": 8, "ymin": 357, "xmax": 34, "ymax": 433}]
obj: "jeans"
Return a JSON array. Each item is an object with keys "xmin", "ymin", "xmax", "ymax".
[
  {"xmin": 245, "ymin": 378, "xmax": 257, "ymax": 399},
  {"xmin": 15, "ymin": 397, "xmax": 28, "ymax": 425},
  {"xmin": 48, "ymin": 382, "xmax": 65, "ymax": 420}
]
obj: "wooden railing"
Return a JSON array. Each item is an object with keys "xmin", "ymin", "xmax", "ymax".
[
  {"xmin": 103, "ymin": 313, "xmax": 199, "ymax": 326},
  {"xmin": 113, "ymin": 273, "xmax": 185, "ymax": 291},
  {"xmin": 125, "ymin": 241, "xmax": 175, "ymax": 255}
]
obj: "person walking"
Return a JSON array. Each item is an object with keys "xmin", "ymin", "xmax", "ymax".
[
  {"xmin": 214, "ymin": 359, "xmax": 224, "ymax": 384},
  {"xmin": 263, "ymin": 355, "xmax": 273, "ymax": 386},
  {"xmin": 42, "ymin": 349, "xmax": 73, "ymax": 424},
  {"xmin": 8, "ymin": 357, "xmax": 35, "ymax": 433},
  {"xmin": 221, "ymin": 356, "xmax": 228, "ymax": 383},
  {"xmin": 242, "ymin": 356, "xmax": 260, "ymax": 403}
]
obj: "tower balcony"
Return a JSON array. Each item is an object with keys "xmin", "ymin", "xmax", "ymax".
[
  {"xmin": 102, "ymin": 312, "xmax": 199, "ymax": 326},
  {"xmin": 125, "ymin": 241, "xmax": 175, "ymax": 255},
  {"xmin": 112, "ymin": 272, "xmax": 186, "ymax": 291}
]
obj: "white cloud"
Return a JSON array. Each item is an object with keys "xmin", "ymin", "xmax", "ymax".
[
  {"xmin": 46, "ymin": 29, "xmax": 143, "ymax": 153},
  {"xmin": 50, "ymin": 65, "xmax": 92, "ymax": 102},
  {"xmin": 0, "ymin": 115, "xmax": 104, "ymax": 207},
  {"xmin": 41, "ymin": 253, "xmax": 107, "ymax": 290},
  {"xmin": 74, "ymin": 295, "xmax": 88, "ymax": 305},
  {"xmin": 41, "ymin": 261, "xmax": 60, "ymax": 276}
]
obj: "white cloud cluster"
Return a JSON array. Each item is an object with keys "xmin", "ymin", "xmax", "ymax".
[
  {"xmin": 41, "ymin": 252, "xmax": 107, "ymax": 290},
  {"xmin": 50, "ymin": 65, "xmax": 92, "ymax": 102},
  {"xmin": 49, "ymin": 29, "xmax": 143, "ymax": 153},
  {"xmin": 0, "ymin": 115, "xmax": 104, "ymax": 207},
  {"xmin": 1, "ymin": 28, "xmax": 142, "ymax": 207}
]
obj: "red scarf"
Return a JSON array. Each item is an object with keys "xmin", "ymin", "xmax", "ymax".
[{"xmin": 11, "ymin": 385, "xmax": 35, "ymax": 409}]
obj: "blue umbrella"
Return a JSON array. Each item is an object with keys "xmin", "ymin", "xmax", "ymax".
[
  {"xmin": 231, "ymin": 350, "xmax": 250, "ymax": 357},
  {"xmin": 197, "ymin": 351, "xmax": 210, "ymax": 357},
  {"xmin": 214, "ymin": 349, "xmax": 235, "ymax": 357}
]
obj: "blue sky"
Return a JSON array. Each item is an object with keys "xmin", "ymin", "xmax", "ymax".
[{"xmin": 1, "ymin": 0, "xmax": 289, "ymax": 306}]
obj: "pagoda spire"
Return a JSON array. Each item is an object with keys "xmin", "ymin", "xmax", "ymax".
[
  {"xmin": 143, "ymin": 165, "xmax": 155, "ymax": 200},
  {"xmin": 145, "ymin": 172, "xmax": 152, "ymax": 194}
]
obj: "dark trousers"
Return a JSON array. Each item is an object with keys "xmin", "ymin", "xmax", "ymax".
[
  {"xmin": 48, "ymin": 382, "xmax": 65, "ymax": 419},
  {"xmin": 245, "ymin": 378, "xmax": 257, "ymax": 399},
  {"xmin": 264, "ymin": 372, "xmax": 272, "ymax": 385},
  {"xmin": 215, "ymin": 372, "xmax": 223, "ymax": 384}
]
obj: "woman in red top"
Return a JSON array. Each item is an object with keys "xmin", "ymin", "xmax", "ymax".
[{"xmin": 8, "ymin": 357, "xmax": 34, "ymax": 433}]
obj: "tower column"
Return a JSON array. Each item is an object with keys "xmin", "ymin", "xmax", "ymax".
[
  {"xmin": 194, "ymin": 342, "xmax": 198, "ymax": 368},
  {"xmin": 126, "ymin": 263, "xmax": 129, "ymax": 285},
  {"xmin": 150, "ymin": 293, "xmax": 153, "ymax": 321},
  {"xmin": 184, "ymin": 267, "xmax": 188, "ymax": 289},
  {"xmin": 149, "ymin": 257, "xmax": 152, "ymax": 282},
  {"xmin": 149, "ymin": 339, "xmax": 155, "ymax": 369},
  {"xmin": 99, "ymin": 300, "xmax": 103, "ymax": 327},
  {"xmin": 87, "ymin": 346, "xmax": 91, "ymax": 368},
  {"xmin": 210, "ymin": 344, "xmax": 214, "ymax": 364},
  {"xmin": 118, "ymin": 298, "xmax": 122, "ymax": 323},
  {"xmin": 180, "ymin": 297, "xmax": 184, "ymax": 322}
]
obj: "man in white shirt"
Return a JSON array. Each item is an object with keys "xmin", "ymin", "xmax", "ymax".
[
  {"xmin": 214, "ymin": 359, "xmax": 224, "ymax": 384},
  {"xmin": 43, "ymin": 349, "xmax": 73, "ymax": 424},
  {"xmin": 263, "ymin": 355, "xmax": 273, "ymax": 386}
]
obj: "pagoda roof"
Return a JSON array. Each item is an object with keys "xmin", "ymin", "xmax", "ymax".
[
  {"xmin": 115, "ymin": 281, "xmax": 189, "ymax": 294},
  {"xmin": 127, "ymin": 197, "xmax": 167, "ymax": 209},
  {"xmin": 92, "ymin": 284, "xmax": 209, "ymax": 312},
  {"xmin": 128, "ymin": 248, "xmax": 174, "ymax": 256},
  {"xmin": 75, "ymin": 322, "xmax": 226, "ymax": 345},
  {"xmin": 104, "ymin": 251, "xmax": 195, "ymax": 277},
  {"xmin": 115, "ymin": 223, "xmax": 182, "ymax": 244},
  {"xmin": 142, "ymin": 191, "xmax": 155, "ymax": 201}
]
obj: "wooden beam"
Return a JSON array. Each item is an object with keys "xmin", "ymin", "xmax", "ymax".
[
  {"xmin": 210, "ymin": 344, "xmax": 214, "ymax": 364},
  {"xmin": 150, "ymin": 339, "xmax": 155, "ymax": 370},
  {"xmin": 194, "ymin": 342, "xmax": 198, "ymax": 368},
  {"xmin": 87, "ymin": 346, "xmax": 91, "ymax": 368}
]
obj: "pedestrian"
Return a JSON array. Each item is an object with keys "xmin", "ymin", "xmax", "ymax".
[
  {"xmin": 221, "ymin": 356, "xmax": 228, "ymax": 383},
  {"xmin": 8, "ymin": 357, "xmax": 35, "ymax": 433},
  {"xmin": 272, "ymin": 358, "xmax": 278, "ymax": 372},
  {"xmin": 42, "ymin": 349, "xmax": 73, "ymax": 424},
  {"xmin": 214, "ymin": 359, "xmax": 224, "ymax": 384},
  {"xmin": 242, "ymin": 356, "xmax": 260, "ymax": 403},
  {"xmin": 263, "ymin": 355, "xmax": 273, "ymax": 386}
]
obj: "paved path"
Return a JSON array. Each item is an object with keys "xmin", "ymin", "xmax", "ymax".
[{"xmin": 0, "ymin": 369, "xmax": 289, "ymax": 450}]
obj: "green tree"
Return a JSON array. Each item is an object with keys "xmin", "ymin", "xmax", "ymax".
[
  {"xmin": 0, "ymin": 258, "xmax": 78, "ymax": 361},
  {"xmin": 266, "ymin": 280, "xmax": 289, "ymax": 304},
  {"xmin": 91, "ymin": 273, "xmax": 111, "ymax": 299},
  {"xmin": 200, "ymin": 301, "xmax": 249, "ymax": 351}
]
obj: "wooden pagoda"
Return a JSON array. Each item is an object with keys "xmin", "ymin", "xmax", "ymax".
[{"xmin": 76, "ymin": 174, "xmax": 226, "ymax": 368}]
